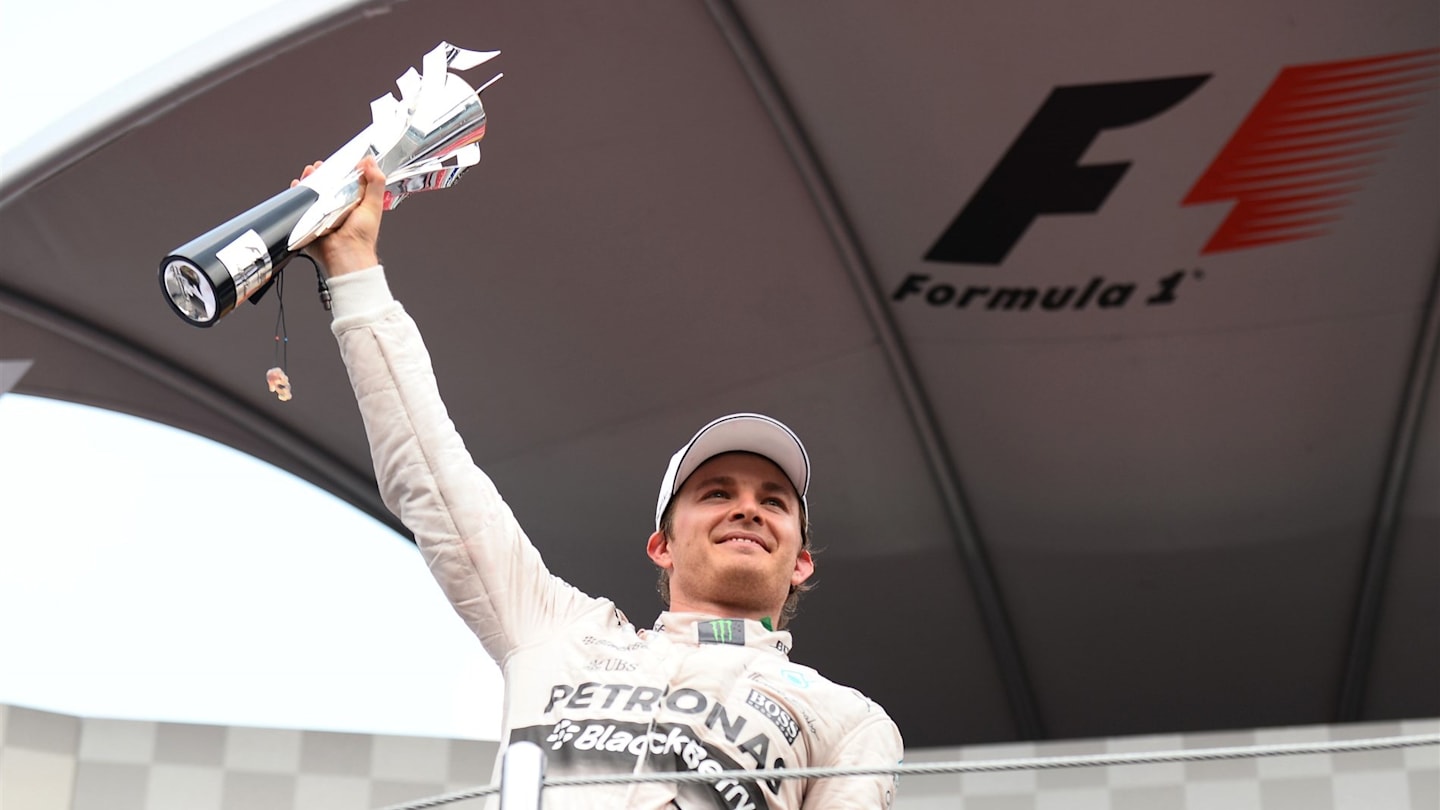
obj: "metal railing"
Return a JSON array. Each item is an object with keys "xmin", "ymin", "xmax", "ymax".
[{"xmin": 378, "ymin": 731, "xmax": 1440, "ymax": 810}]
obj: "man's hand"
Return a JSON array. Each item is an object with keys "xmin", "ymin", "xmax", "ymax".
[{"xmin": 294, "ymin": 156, "xmax": 387, "ymax": 278}]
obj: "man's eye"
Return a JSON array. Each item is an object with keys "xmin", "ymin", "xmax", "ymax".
[
  {"xmin": 764, "ymin": 497, "xmax": 786, "ymax": 509},
  {"xmin": 705, "ymin": 490, "xmax": 729, "ymax": 499}
]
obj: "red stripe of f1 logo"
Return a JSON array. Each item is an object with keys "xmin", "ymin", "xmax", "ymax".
[
  {"xmin": 1183, "ymin": 48, "xmax": 1440, "ymax": 254},
  {"xmin": 926, "ymin": 49, "xmax": 1438, "ymax": 266}
]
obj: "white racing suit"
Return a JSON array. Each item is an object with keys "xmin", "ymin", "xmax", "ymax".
[{"xmin": 329, "ymin": 266, "xmax": 904, "ymax": 808}]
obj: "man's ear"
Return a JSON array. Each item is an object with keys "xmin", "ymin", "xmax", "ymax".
[
  {"xmin": 791, "ymin": 549, "xmax": 815, "ymax": 587},
  {"xmin": 646, "ymin": 530, "xmax": 673, "ymax": 569}
]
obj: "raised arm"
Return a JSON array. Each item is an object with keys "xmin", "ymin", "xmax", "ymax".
[{"xmin": 305, "ymin": 160, "xmax": 606, "ymax": 662}]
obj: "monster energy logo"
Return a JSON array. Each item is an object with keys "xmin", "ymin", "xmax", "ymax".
[{"xmin": 699, "ymin": 619, "xmax": 745, "ymax": 646}]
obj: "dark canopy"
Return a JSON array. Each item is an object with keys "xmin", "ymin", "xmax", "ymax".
[{"xmin": 1, "ymin": 0, "xmax": 1435, "ymax": 747}]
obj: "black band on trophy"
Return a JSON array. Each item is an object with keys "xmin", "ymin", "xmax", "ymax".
[{"xmin": 160, "ymin": 185, "xmax": 321, "ymax": 326}]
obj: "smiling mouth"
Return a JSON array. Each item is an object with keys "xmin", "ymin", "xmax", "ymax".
[{"xmin": 719, "ymin": 536, "xmax": 769, "ymax": 552}]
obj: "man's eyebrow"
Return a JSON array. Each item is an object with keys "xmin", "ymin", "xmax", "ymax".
[
  {"xmin": 691, "ymin": 475, "xmax": 736, "ymax": 490},
  {"xmin": 759, "ymin": 480, "xmax": 795, "ymax": 497},
  {"xmin": 691, "ymin": 475, "xmax": 795, "ymax": 498}
]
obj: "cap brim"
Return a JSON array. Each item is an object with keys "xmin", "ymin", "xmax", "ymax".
[{"xmin": 655, "ymin": 413, "xmax": 810, "ymax": 530}]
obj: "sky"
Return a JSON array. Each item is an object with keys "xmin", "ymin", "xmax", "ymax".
[{"xmin": 0, "ymin": 0, "xmax": 506, "ymax": 741}]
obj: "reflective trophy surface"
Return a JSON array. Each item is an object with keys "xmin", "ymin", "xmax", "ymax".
[{"xmin": 159, "ymin": 42, "xmax": 502, "ymax": 327}]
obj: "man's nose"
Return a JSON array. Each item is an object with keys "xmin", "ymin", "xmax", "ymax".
[{"xmin": 731, "ymin": 492, "xmax": 762, "ymax": 522}]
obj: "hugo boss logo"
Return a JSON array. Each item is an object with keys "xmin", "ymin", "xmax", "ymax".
[{"xmin": 746, "ymin": 689, "xmax": 800, "ymax": 745}]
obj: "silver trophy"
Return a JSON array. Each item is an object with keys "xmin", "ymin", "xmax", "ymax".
[{"xmin": 159, "ymin": 42, "xmax": 502, "ymax": 327}]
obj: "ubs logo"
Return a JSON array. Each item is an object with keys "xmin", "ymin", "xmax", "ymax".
[{"xmin": 584, "ymin": 658, "xmax": 637, "ymax": 672}]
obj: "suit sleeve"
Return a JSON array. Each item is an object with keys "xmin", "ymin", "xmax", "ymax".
[
  {"xmin": 802, "ymin": 710, "xmax": 903, "ymax": 809},
  {"xmin": 328, "ymin": 265, "xmax": 603, "ymax": 662}
]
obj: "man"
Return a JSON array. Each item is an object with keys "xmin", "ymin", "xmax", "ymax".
[{"xmin": 307, "ymin": 157, "xmax": 903, "ymax": 807}]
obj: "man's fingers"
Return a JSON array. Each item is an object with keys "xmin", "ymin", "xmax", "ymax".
[
  {"xmin": 356, "ymin": 156, "xmax": 387, "ymax": 212},
  {"xmin": 291, "ymin": 161, "xmax": 323, "ymax": 188}
]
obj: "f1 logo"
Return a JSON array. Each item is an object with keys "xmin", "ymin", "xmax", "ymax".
[
  {"xmin": 926, "ymin": 49, "xmax": 1438, "ymax": 267},
  {"xmin": 925, "ymin": 75, "xmax": 1209, "ymax": 265}
]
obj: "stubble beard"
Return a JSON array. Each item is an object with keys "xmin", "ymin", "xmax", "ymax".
[{"xmin": 688, "ymin": 553, "xmax": 786, "ymax": 617}]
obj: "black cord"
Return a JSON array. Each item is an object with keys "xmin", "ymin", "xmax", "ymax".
[
  {"xmin": 271, "ymin": 254, "xmax": 330, "ymax": 379},
  {"xmin": 272, "ymin": 267, "xmax": 288, "ymax": 371},
  {"xmin": 289, "ymin": 253, "xmax": 332, "ymax": 311}
]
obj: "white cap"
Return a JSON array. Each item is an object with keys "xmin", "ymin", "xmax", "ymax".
[{"xmin": 655, "ymin": 413, "xmax": 810, "ymax": 530}]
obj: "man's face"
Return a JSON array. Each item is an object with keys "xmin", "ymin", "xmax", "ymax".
[{"xmin": 648, "ymin": 451, "xmax": 813, "ymax": 621}]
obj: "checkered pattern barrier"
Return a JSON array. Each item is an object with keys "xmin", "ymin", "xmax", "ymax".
[
  {"xmin": 0, "ymin": 704, "xmax": 496, "ymax": 810},
  {"xmin": 898, "ymin": 720, "xmax": 1439, "ymax": 810},
  {"xmin": 1, "ymin": 702, "xmax": 1434, "ymax": 809}
]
